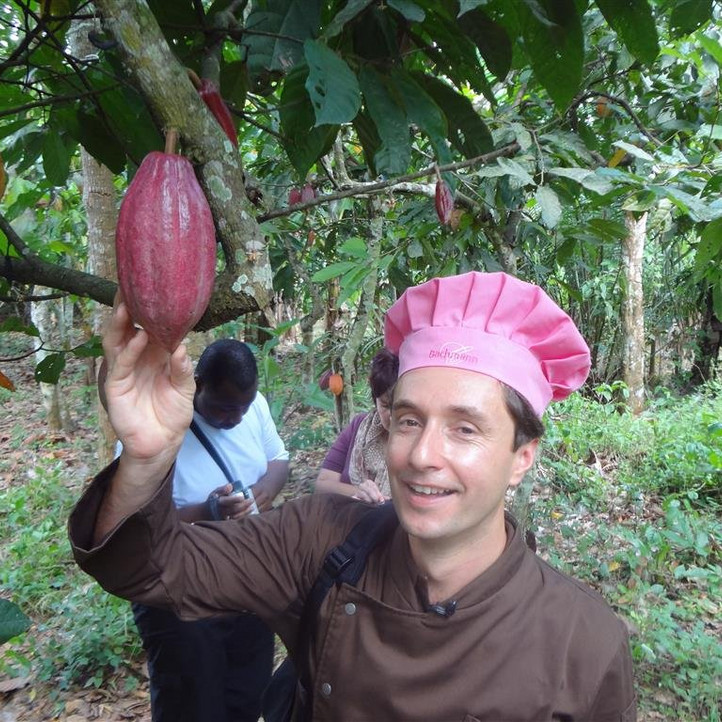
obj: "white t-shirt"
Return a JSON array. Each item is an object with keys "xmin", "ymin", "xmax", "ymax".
[{"xmin": 172, "ymin": 391, "xmax": 288, "ymax": 508}]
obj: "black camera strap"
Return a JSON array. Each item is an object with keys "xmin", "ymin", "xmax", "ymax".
[
  {"xmin": 291, "ymin": 501, "xmax": 398, "ymax": 721},
  {"xmin": 190, "ymin": 419, "xmax": 235, "ymax": 484}
]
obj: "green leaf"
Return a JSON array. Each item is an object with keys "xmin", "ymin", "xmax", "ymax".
[
  {"xmin": 34, "ymin": 353, "xmax": 66, "ymax": 385},
  {"xmin": 304, "ymin": 40, "xmax": 362, "ymax": 126},
  {"xmin": 0, "ymin": 599, "xmax": 31, "ymax": 644},
  {"xmin": 387, "ymin": 0, "xmax": 425, "ymax": 22},
  {"xmin": 535, "ymin": 185, "xmax": 562, "ymax": 228},
  {"xmin": 694, "ymin": 218, "xmax": 722, "ymax": 278},
  {"xmin": 76, "ymin": 111, "xmax": 126, "ymax": 174},
  {"xmin": 0, "ymin": 86, "xmax": 35, "ymax": 113},
  {"xmin": 338, "ymin": 265, "xmax": 371, "ymax": 306},
  {"xmin": 0, "ymin": 317, "xmax": 39, "ymax": 337},
  {"xmin": 220, "ymin": 60, "xmax": 249, "ymax": 110},
  {"xmin": 311, "ymin": 261, "xmax": 358, "ymax": 282},
  {"xmin": 408, "ymin": 239, "xmax": 424, "ymax": 258},
  {"xmin": 458, "ymin": 0, "xmax": 491, "ymax": 16},
  {"xmin": 695, "ymin": 124, "xmax": 722, "ymax": 141},
  {"xmin": 0, "ymin": 117, "xmax": 33, "ymax": 142},
  {"xmin": 555, "ymin": 237, "xmax": 577, "ymax": 264},
  {"xmin": 279, "ymin": 66, "xmax": 339, "ymax": 177},
  {"xmin": 670, "ymin": 0, "xmax": 713, "ymax": 37},
  {"xmin": 324, "ymin": 0, "xmax": 374, "ymax": 38},
  {"xmin": 414, "ymin": 74, "xmax": 493, "ymax": 158},
  {"xmin": 714, "ymin": 283, "xmax": 722, "ymax": 320},
  {"xmin": 359, "ymin": 67, "xmax": 410, "ymax": 176},
  {"xmin": 71, "ymin": 336, "xmax": 104, "ymax": 358},
  {"xmin": 352, "ymin": 111, "xmax": 381, "ymax": 176},
  {"xmin": 520, "ymin": 0, "xmax": 583, "ymax": 110},
  {"xmin": 496, "ymin": 157, "xmax": 534, "ymax": 185},
  {"xmin": 418, "ymin": 10, "xmax": 494, "ymax": 100},
  {"xmin": 338, "ymin": 237, "xmax": 368, "ymax": 258},
  {"xmin": 13, "ymin": 131, "xmax": 44, "ymax": 176},
  {"xmin": 245, "ymin": 0, "xmax": 322, "ymax": 76},
  {"xmin": 613, "ymin": 141, "xmax": 655, "ymax": 163},
  {"xmin": 94, "ymin": 82, "xmax": 163, "ymax": 161},
  {"xmin": 458, "ymin": 7, "xmax": 512, "ymax": 78},
  {"xmin": 391, "ymin": 69, "xmax": 451, "ymax": 165},
  {"xmin": 42, "ymin": 130, "xmax": 72, "ymax": 187},
  {"xmin": 547, "ymin": 167, "xmax": 614, "ymax": 195},
  {"xmin": 698, "ymin": 34, "xmax": 722, "ymax": 66},
  {"xmin": 595, "ymin": 0, "xmax": 659, "ymax": 64}
]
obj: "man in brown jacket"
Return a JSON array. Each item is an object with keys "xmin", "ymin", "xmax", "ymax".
[{"xmin": 70, "ymin": 271, "xmax": 636, "ymax": 721}]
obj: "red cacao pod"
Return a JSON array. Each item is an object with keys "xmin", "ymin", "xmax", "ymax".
[
  {"xmin": 198, "ymin": 79, "xmax": 238, "ymax": 147},
  {"xmin": 318, "ymin": 369, "xmax": 332, "ymax": 390},
  {"xmin": 300, "ymin": 183, "xmax": 316, "ymax": 203},
  {"xmin": 116, "ymin": 150, "xmax": 216, "ymax": 352},
  {"xmin": 288, "ymin": 187, "xmax": 302, "ymax": 205},
  {"xmin": 328, "ymin": 373, "xmax": 344, "ymax": 396},
  {"xmin": 435, "ymin": 177, "xmax": 453, "ymax": 225}
]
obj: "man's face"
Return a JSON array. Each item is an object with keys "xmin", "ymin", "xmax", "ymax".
[
  {"xmin": 194, "ymin": 378, "xmax": 258, "ymax": 430},
  {"xmin": 387, "ymin": 367, "xmax": 537, "ymax": 549}
]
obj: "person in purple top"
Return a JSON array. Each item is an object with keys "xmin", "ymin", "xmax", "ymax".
[{"xmin": 314, "ymin": 348, "xmax": 398, "ymax": 504}]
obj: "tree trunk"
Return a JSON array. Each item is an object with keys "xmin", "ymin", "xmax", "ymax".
[
  {"xmin": 338, "ymin": 196, "xmax": 385, "ymax": 427},
  {"xmin": 30, "ymin": 287, "xmax": 75, "ymax": 433},
  {"xmin": 622, "ymin": 211, "xmax": 647, "ymax": 414},
  {"xmin": 71, "ymin": 18, "xmax": 119, "ymax": 466}
]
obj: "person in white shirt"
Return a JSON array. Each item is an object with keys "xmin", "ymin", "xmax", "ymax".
[{"xmin": 130, "ymin": 338, "xmax": 289, "ymax": 722}]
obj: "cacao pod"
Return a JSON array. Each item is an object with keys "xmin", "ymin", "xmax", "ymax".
[
  {"xmin": 435, "ymin": 177, "xmax": 454, "ymax": 225},
  {"xmin": 116, "ymin": 147, "xmax": 216, "ymax": 352},
  {"xmin": 288, "ymin": 187, "xmax": 302, "ymax": 206},
  {"xmin": 318, "ymin": 369, "xmax": 332, "ymax": 390},
  {"xmin": 328, "ymin": 373, "xmax": 343, "ymax": 396},
  {"xmin": 198, "ymin": 78, "xmax": 238, "ymax": 147},
  {"xmin": 300, "ymin": 183, "xmax": 316, "ymax": 203},
  {"xmin": 0, "ymin": 368, "xmax": 15, "ymax": 392},
  {"xmin": 595, "ymin": 97, "xmax": 611, "ymax": 118}
]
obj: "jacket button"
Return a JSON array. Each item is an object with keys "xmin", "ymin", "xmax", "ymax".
[
  {"xmin": 320, "ymin": 682, "xmax": 332, "ymax": 697},
  {"xmin": 344, "ymin": 602, "xmax": 357, "ymax": 616}
]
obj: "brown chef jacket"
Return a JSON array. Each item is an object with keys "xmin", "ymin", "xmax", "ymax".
[{"xmin": 69, "ymin": 461, "xmax": 636, "ymax": 722}]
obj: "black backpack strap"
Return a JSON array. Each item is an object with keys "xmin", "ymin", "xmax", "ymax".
[
  {"xmin": 294, "ymin": 501, "xmax": 398, "ymax": 717},
  {"xmin": 190, "ymin": 419, "xmax": 235, "ymax": 484}
]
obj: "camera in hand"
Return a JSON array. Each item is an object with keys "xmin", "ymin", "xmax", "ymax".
[{"xmin": 231, "ymin": 481, "xmax": 259, "ymax": 515}]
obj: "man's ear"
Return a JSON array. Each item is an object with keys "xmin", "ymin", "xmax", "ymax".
[{"xmin": 509, "ymin": 438, "xmax": 539, "ymax": 488}]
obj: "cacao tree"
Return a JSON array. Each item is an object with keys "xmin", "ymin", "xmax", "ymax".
[{"xmin": 1, "ymin": 0, "xmax": 721, "ymax": 398}]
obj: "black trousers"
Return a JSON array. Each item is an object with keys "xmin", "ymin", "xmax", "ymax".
[{"xmin": 132, "ymin": 603, "xmax": 274, "ymax": 722}]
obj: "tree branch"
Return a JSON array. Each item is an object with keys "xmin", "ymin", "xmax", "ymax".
[{"xmin": 258, "ymin": 142, "xmax": 521, "ymax": 222}]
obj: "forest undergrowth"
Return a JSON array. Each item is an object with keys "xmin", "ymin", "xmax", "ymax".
[{"xmin": 0, "ymin": 333, "xmax": 720, "ymax": 721}]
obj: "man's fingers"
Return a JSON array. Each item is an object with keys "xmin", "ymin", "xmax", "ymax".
[{"xmin": 169, "ymin": 343, "xmax": 194, "ymax": 391}]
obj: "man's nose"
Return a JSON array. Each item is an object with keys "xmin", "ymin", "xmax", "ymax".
[{"xmin": 408, "ymin": 423, "xmax": 444, "ymax": 469}]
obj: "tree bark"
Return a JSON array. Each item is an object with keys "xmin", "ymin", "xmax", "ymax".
[
  {"xmin": 70, "ymin": 17, "xmax": 119, "ymax": 465},
  {"xmin": 338, "ymin": 195, "xmax": 385, "ymax": 427},
  {"xmin": 622, "ymin": 210, "xmax": 647, "ymax": 414},
  {"xmin": 30, "ymin": 287, "xmax": 75, "ymax": 433}
]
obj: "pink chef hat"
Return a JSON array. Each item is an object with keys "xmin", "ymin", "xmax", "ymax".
[{"xmin": 384, "ymin": 271, "xmax": 591, "ymax": 417}]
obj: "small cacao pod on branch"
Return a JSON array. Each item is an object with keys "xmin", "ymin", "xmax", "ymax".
[
  {"xmin": 300, "ymin": 183, "xmax": 316, "ymax": 203},
  {"xmin": 328, "ymin": 373, "xmax": 344, "ymax": 396},
  {"xmin": 116, "ymin": 130, "xmax": 216, "ymax": 352},
  {"xmin": 288, "ymin": 187, "xmax": 302, "ymax": 206},
  {"xmin": 435, "ymin": 175, "xmax": 454, "ymax": 226},
  {"xmin": 318, "ymin": 369, "xmax": 332, "ymax": 390},
  {"xmin": 188, "ymin": 70, "xmax": 238, "ymax": 147}
]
